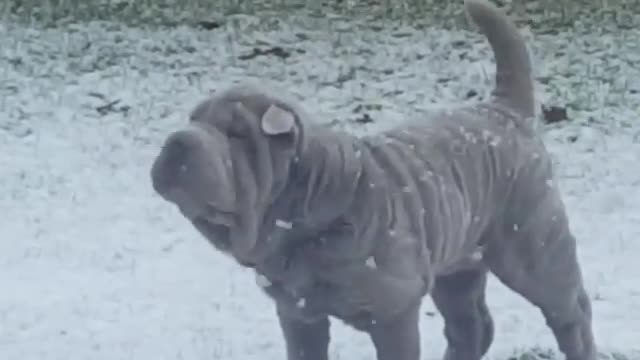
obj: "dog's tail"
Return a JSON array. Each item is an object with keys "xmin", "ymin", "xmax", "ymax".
[{"xmin": 465, "ymin": 0, "xmax": 535, "ymax": 118}]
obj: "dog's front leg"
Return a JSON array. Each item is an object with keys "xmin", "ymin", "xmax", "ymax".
[
  {"xmin": 277, "ymin": 303, "xmax": 330, "ymax": 360},
  {"xmin": 368, "ymin": 301, "xmax": 421, "ymax": 360}
]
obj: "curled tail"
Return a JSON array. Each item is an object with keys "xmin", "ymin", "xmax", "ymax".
[{"xmin": 465, "ymin": 0, "xmax": 535, "ymax": 118}]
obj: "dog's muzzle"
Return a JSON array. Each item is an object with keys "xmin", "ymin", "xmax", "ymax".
[{"xmin": 150, "ymin": 126, "xmax": 237, "ymax": 227}]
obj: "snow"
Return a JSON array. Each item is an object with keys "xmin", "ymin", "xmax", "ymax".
[
  {"xmin": 255, "ymin": 273, "xmax": 272, "ymax": 288},
  {"xmin": 296, "ymin": 298, "xmax": 306, "ymax": 309},
  {"xmin": 1, "ymin": 11, "xmax": 639, "ymax": 360},
  {"xmin": 274, "ymin": 219, "xmax": 293, "ymax": 230},
  {"xmin": 366, "ymin": 256, "xmax": 377, "ymax": 269}
]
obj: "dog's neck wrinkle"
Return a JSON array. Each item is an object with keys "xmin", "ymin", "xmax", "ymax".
[{"xmin": 284, "ymin": 126, "xmax": 363, "ymax": 231}]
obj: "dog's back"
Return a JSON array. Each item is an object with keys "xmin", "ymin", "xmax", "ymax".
[{"xmin": 356, "ymin": 0, "xmax": 543, "ymax": 272}]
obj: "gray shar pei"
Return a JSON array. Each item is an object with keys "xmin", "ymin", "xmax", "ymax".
[{"xmin": 150, "ymin": 1, "xmax": 597, "ymax": 359}]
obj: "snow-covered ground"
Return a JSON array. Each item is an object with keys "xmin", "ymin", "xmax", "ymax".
[{"xmin": 1, "ymin": 10, "xmax": 639, "ymax": 360}]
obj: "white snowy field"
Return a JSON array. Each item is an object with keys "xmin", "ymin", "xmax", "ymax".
[{"xmin": 1, "ymin": 10, "xmax": 639, "ymax": 360}]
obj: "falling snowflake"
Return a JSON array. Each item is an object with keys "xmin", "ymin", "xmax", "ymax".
[
  {"xmin": 296, "ymin": 298, "xmax": 306, "ymax": 308},
  {"xmin": 255, "ymin": 273, "xmax": 272, "ymax": 288},
  {"xmin": 365, "ymin": 256, "xmax": 377, "ymax": 269},
  {"xmin": 469, "ymin": 249, "xmax": 483, "ymax": 261},
  {"xmin": 275, "ymin": 219, "xmax": 293, "ymax": 229}
]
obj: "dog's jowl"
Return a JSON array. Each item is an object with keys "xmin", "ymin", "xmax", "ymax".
[{"xmin": 150, "ymin": 1, "xmax": 597, "ymax": 360}]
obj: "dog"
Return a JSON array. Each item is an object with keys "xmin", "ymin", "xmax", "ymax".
[{"xmin": 150, "ymin": 1, "xmax": 597, "ymax": 359}]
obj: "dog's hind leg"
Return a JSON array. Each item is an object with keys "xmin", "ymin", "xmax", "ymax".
[
  {"xmin": 276, "ymin": 305, "xmax": 330, "ymax": 360},
  {"xmin": 486, "ymin": 230, "xmax": 596, "ymax": 360},
  {"xmin": 484, "ymin": 175, "xmax": 597, "ymax": 360},
  {"xmin": 431, "ymin": 267, "xmax": 494, "ymax": 360}
]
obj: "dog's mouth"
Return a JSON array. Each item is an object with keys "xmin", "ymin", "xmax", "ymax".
[
  {"xmin": 185, "ymin": 203, "xmax": 237, "ymax": 252},
  {"xmin": 193, "ymin": 216, "xmax": 232, "ymax": 251}
]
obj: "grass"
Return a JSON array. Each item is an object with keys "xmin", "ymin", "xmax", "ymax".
[{"xmin": 1, "ymin": 0, "xmax": 639, "ymax": 31}]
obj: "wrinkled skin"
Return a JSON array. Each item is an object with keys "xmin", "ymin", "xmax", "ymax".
[{"xmin": 150, "ymin": 1, "xmax": 597, "ymax": 360}]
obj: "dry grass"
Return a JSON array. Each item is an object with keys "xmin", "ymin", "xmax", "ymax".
[{"xmin": 1, "ymin": 0, "xmax": 639, "ymax": 30}]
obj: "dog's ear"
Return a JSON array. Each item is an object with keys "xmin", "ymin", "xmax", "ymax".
[{"xmin": 261, "ymin": 104, "xmax": 295, "ymax": 135}]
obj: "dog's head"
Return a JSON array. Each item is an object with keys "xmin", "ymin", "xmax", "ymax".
[{"xmin": 150, "ymin": 84, "xmax": 306, "ymax": 264}]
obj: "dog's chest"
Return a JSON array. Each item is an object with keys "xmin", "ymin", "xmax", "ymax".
[
  {"xmin": 253, "ymin": 239, "xmax": 368, "ymax": 321},
  {"xmin": 254, "ymin": 234, "xmax": 427, "ymax": 328},
  {"xmin": 255, "ymin": 261, "xmax": 394, "ymax": 329}
]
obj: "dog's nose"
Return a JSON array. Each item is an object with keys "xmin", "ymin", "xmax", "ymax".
[{"xmin": 151, "ymin": 130, "xmax": 198, "ymax": 195}]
